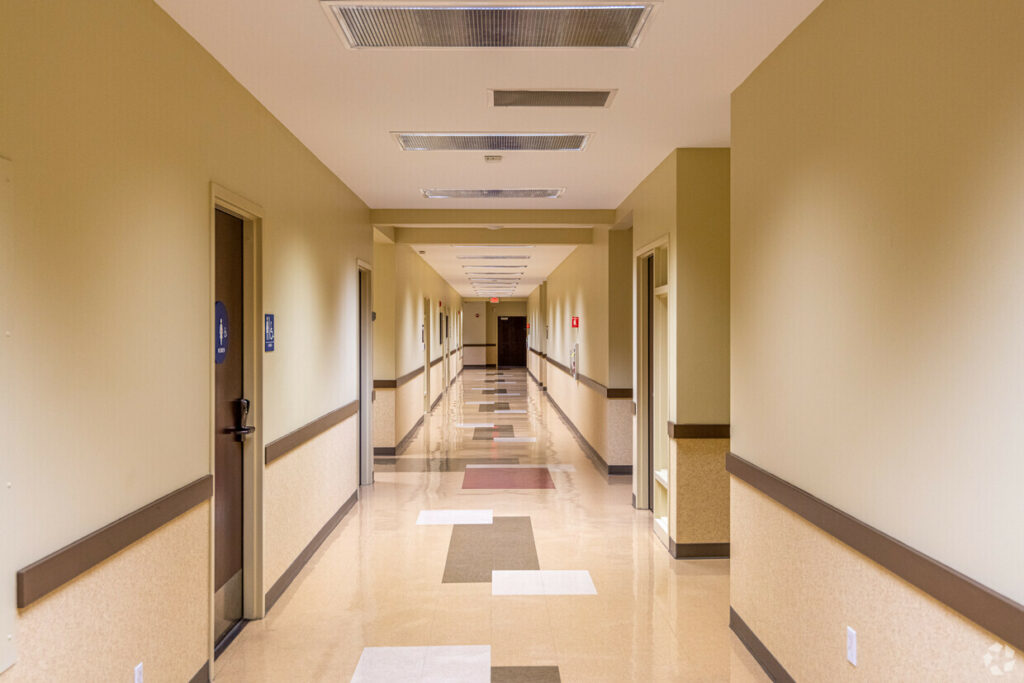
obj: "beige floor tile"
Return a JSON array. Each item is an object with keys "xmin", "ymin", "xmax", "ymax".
[{"xmin": 215, "ymin": 368, "xmax": 767, "ymax": 682}]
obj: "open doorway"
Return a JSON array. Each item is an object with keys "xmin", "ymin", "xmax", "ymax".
[
  {"xmin": 423, "ymin": 298, "xmax": 431, "ymax": 412},
  {"xmin": 358, "ymin": 263, "xmax": 373, "ymax": 486},
  {"xmin": 635, "ymin": 240, "xmax": 669, "ymax": 547}
]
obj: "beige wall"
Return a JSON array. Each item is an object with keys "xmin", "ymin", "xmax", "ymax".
[
  {"xmin": 0, "ymin": 0, "xmax": 371, "ymax": 677},
  {"xmin": 607, "ymin": 229, "xmax": 634, "ymax": 388},
  {"xmin": 372, "ymin": 242, "xmax": 462, "ymax": 446},
  {"xmin": 731, "ymin": 0, "xmax": 1024, "ymax": 611},
  {"xmin": 372, "ymin": 237, "xmax": 396, "ymax": 381},
  {"xmin": 529, "ymin": 231, "xmax": 633, "ymax": 467}
]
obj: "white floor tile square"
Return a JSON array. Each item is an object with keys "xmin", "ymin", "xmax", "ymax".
[
  {"xmin": 492, "ymin": 436, "xmax": 536, "ymax": 442},
  {"xmin": 416, "ymin": 510, "xmax": 493, "ymax": 525},
  {"xmin": 351, "ymin": 646, "xmax": 490, "ymax": 683},
  {"xmin": 491, "ymin": 570, "xmax": 597, "ymax": 596}
]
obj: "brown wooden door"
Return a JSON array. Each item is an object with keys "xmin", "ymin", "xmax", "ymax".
[
  {"xmin": 214, "ymin": 209, "xmax": 244, "ymax": 642},
  {"xmin": 497, "ymin": 316, "xmax": 528, "ymax": 367}
]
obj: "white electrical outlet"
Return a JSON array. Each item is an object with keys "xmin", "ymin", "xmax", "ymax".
[
  {"xmin": 846, "ymin": 626, "xmax": 857, "ymax": 666},
  {"xmin": 134, "ymin": 662, "xmax": 143, "ymax": 683}
]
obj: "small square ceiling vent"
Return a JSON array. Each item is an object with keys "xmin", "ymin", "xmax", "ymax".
[
  {"xmin": 492, "ymin": 89, "xmax": 615, "ymax": 107},
  {"xmin": 423, "ymin": 188, "xmax": 564, "ymax": 199},
  {"xmin": 321, "ymin": 2, "xmax": 657, "ymax": 49},
  {"xmin": 396, "ymin": 133, "xmax": 589, "ymax": 151}
]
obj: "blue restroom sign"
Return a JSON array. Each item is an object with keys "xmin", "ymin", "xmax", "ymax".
[
  {"xmin": 265, "ymin": 314, "xmax": 275, "ymax": 352},
  {"xmin": 214, "ymin": 301, "xmax": 229, "ymax": 364}
]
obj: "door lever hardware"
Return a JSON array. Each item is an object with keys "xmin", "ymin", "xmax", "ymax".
[{"xmin": 227, "ymin": 398, "xmax": 256, "ymax": 442}]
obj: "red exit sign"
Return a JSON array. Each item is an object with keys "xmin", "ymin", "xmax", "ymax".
[
  {"xmin": 571, "ymin": 316, "xmax": 580, "ymax": 328},
  {"xmin": 490, "ymin": 297, "xmax": 500, "ymax": 303}
]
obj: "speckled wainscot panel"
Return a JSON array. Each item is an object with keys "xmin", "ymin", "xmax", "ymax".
[
  {"xmin": 669, "ymin": 439, "xmax": 730, "ymax": 543},
  {"xmin": 264, "ymin": 416, "xmax": 359, "ymax": 588},
  {"xmin": 372, "ymin": 388, "xmax": 396, "ymax": 448},
  {"xmin": 731, "ymin": 478, "xmax": 1023, "ymax": 681},
  {"xmin": 3, "ymin": 503, "xmax": 209, "ymax": 682}
]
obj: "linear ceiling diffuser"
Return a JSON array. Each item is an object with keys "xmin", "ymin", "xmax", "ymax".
[
  {"xmin": 397, "ymin": 133, "xmax": 588, "ymax": 151},
  {"xmin": 321, "ymin": 2, "xmax": 656, "ymax": 49},
  {"xmin": 422, "ymin": 188, "xmax": 563, "ymax": 199},
  {"xmin": 492, "ymin": 90, "xmax": 614, "ymax": 107}
]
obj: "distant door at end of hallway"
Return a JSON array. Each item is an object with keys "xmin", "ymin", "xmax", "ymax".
[{"xmin": 497, "ymin": 316, "xmax": 527, "ymax": 367}]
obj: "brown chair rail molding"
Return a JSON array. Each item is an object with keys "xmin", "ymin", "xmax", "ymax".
[
  {"xmin": 395, "ymin": 365, "xmax": 425, "ymax": 387},
  {"xmin": 726, "ymin": 453, "xmax": 1024, "ymax": 653},
  {"xmin": 668, "ymin": 422, "xmax": 730, "ymax": 439},
  {"xmin": 544, "ymin": 356, "xmax": 632, "ymax": 399},
  {"xmin": 373, "ymin": 379, "xmax": 398, "ymax": 389},
  {"xmin": 265, "ymin": 400, "xmax": 359, "ymax": 464},
  {"xmin": 465, "ymin": 343, "xmax": 496, "ymax": 347},
  {"xmin": 17, "ymin": 475, "xmax": 213, "ymax": 608}
]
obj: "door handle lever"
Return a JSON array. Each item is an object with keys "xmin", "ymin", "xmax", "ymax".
[{"xmin": 227, "ymin": 398, "xmax": 255, "ymax": 442}]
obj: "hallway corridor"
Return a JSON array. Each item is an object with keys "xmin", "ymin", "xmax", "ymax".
[{"xmin": 214, "ymin": 368, "xmax": 765, "ymax": 682}]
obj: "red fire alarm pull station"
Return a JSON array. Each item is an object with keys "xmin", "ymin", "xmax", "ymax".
[
  {"xmin": 571, "ymin": 316, "xmax": 580, "ymax": 328},
  {"xmin": 527, "ymin": 322, "xmax": 530, "ymax": 330},
  {"xmin": 490, "ymin": 297, "xmax": 500, "ymax": 303}
]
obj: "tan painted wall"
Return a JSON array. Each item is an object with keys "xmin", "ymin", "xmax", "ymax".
[
  {"xmin": 372, "ymin": 239, "xmax": 396, "ymax": 381},
  {"xmin": 0, "ymin": 0, "xmax": 371, "ymax": 677},
  {"xmin": 463, "ymin": 301, "xmax": 487, "ymax": 344},
  {"xmin": 392, "ymin": 245, "xmax": 462, "ymax": 379},
  {"xmin": 607, "ymin": 229, "xmax": 634, "ymax": 389},
  {"xmin": 530, "ymin": 231, "xmax": 632, "ymax": 467},
  {"xmin": 373, "ymin": 244, "xmax": 462, "ymax": 446},
  {"xmin": 731, "ymin": 0, "xmax": 1024, "ymax": 607},
  {"xmin": 674, "ymin": 150, "xmax": 730, "ymax": 424}
]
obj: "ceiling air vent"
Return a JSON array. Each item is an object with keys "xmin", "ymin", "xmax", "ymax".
[
  {"xmin": 321, "ymin": 2, "xmax": 657, "ymax": 49},
  {"xmin": 492, "ymin": 90, "xmax": 615, "ymax": 108},
  {"xmin": 397, "ymin": 133, "xmax": 588, "ymax": 152},
  {"xmin": 422, "ymin": 189, "xmax": 564, "ymax": 199}
]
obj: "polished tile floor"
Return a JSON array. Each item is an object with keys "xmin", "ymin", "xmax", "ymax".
[{"xmin": 215, "ymin": 368, "xmax": 768, "ymax": 681}]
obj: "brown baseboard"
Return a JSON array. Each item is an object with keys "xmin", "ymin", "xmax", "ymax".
[
  {"xmin": 465, "ymin": 364, "xmax": 489, "ymax": 369},
  {"xmin": 396, "ymin": 415, "xmax": 424, "ymax": 455},
  {"xmin": 189, "ymin": 659, "xmax": 211, "ymax": 683},
  {"xmin": 729, "ymin": 607, "xmax": 794, "ymax": 682},
  {"xmin": 431, "ymin": 392, "xmax": 443, "ymax": 411},
  {"xmin": 669, "ymin": 539, "xmax": 730, "ymax": 559},
  {"xmin": 373, "ymin": 446, "xmax": 396, "ymax": 456},
  {"xmin": 265, "ymin": 490, "xmax": 358, "ymax": 612}
]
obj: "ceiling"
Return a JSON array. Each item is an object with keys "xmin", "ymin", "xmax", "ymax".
[
  {"xmin": 154, "ymin": 0, "xmax": 823, "ymax": 210},
  {"xmin": 407, "ymin": 241, "xmax": 577, "ymax": 298}
]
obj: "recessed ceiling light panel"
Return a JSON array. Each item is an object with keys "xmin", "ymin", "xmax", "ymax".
[
  {"xmin": 457, "ymin": 255, "xmax": 531, "ymax": 259},
  {"xmin": 321, "ymin": 2, "xmax": 657, "ymax": 49},
  {"xmin": 423, "ymin": 188, "xmax": 564, "ymax": 199},
  {"xmin": 492, "ymin": 89, "xmax": 616, "ymax": 107},
  {"xmin": 398, "ymin": 134, "xmax": 588, "ymax": 152}
]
